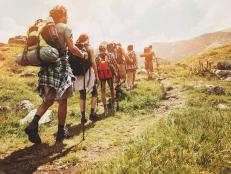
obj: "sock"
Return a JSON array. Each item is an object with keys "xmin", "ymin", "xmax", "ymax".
[
  {"xmin": 90, "ymin": 108, "xmax": 95, "ymax": 115},
  {"xmin": 58, "ymin": 124, "xmax": 64, "ymax": 132},
  {"xmin": 31, "ymin": 115, "xmax": 41, "ymax": 125}
]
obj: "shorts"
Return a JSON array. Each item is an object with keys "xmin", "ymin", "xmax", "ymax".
[{"xmin": 43, "ymin": 86, "xmax": 73, "ymax": 100}]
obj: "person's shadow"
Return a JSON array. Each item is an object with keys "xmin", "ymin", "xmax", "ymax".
[
  {"xmin": 66, "ymin": 112, "xmax": 114, "ymax": 139},
  {"xmin": 0, "ymin": 142, "xmax": 78, "ymax": 174}
]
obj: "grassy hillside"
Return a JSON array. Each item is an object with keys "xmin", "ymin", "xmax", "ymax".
[
  {"xmin": 153, "ymin": 31, "xmax": 231, "ymax": 61},
  {"xmin": 179, "ymin": 43, "xmax": 231, "ymax": 67},
  {"xmin": 86, "ymin": 66, "xmax": 231, "ymax": 174},
  {"xmin": 0, "ymin": 44, "xmax": 230, "ymax": 174}
]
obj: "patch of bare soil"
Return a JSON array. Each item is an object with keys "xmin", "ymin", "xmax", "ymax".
[{"xmin": 155, "ymin": 79, "xmax": 187, "ymax": 116}]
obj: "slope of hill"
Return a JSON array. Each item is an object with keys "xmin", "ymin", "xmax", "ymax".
[
  {"xmin": 179, "ymin": 43, "xmax": 231, "ymax": 67},
  {"xmin": 152, "ymin": 31, "xmax": 231, "ymax": 61},
  {"xmin": 0, "ymin": 44, "xmax": 230, "ymax": 174}
]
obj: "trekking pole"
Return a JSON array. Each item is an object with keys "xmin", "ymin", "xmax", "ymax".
[{"xmin": 96, "ymin": 96, "xmax": 99, "ymax": 112}]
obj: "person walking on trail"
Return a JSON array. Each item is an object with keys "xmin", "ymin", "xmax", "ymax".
[
  {"xmin": 25, "ymin": 6, "xmax": 87, "ymax": 144},
  {"xmin": 96, "ymin": 45, "xmax": 117, "ymax": 115},
  {"xmin": 141, "ymin": 46, "xmax": 156, "ymax": 80},
  {"xmin": 126, "ymin": 44, "xmax": 138, "ymax": 90},
  {"xmin": 107, "ymin": 43, "xmax": 120, "ymax": 83},
  {"xmin": 70, "ymin": 34, "xmax": 100, "ymax": 124},
  {"xmin": 115, "ymin": 43, "xmax": 127, "ymax": 84}
]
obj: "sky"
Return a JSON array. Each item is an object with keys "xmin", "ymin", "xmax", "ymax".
[{"xmin": 0, "ymin": 0, "xmax": 231, "ymax": 50}]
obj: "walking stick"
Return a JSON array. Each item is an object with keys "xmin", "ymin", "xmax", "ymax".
[{"xmin": 82, "ymin": 121, "xmax": 85, "ymax": 141}]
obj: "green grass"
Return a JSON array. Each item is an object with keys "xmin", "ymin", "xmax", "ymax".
[
  {"xmin": 0, "ymin": 47, "xmax": 163, "ymax": 171},
  {"xmin": 1, "ymin": 44, "xmax": 231, "ymax": 173},
  {"xmin": 86, "ymin": 76, "xmax": 231, "ymax": 174},
  {"xmin": 179, "ymin": 43, "xmax": 231, "ymax": 67}
]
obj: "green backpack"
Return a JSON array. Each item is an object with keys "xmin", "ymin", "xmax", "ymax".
[{"xmin": 16, "ymin": 18, "xmax": 61, "ymax": 66}]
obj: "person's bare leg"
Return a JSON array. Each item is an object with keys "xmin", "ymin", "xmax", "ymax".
[
  {"xmin": 56, "ymin": 99, "xmax": 68, "ymax": 141},
  {"xmin": 25, "ymin": 99, "xmax": 54, "ymax": 144},
  {"xmin": 91, "ymin": 97, "xmax": 97, "ymax": 109},
  {"xmin": 36, "ymin": 99, "xmax": 55, "ymax": 117},
  {"xmin": 100, "ymin": 81, "xmax": 107, "ymax": 114},
  {"xmin": 57, "ymin": 99, "xmax": 67, "ymax": 125},
  {"xmin": 108, "ymin": 79, "xmax": 115, "ymax": 114}
]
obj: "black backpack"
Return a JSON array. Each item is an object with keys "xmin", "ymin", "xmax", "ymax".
[{"xmin": 68, "ymin": 44, "xmax": 91, "ymax": 76}]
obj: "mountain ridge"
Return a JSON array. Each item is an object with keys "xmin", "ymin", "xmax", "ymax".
[{"xmin": 152, "ymin": 30, "xmax": 231, "ymax": 61}]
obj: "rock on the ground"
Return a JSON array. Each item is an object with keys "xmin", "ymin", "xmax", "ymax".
[
  {"xmin": 20, "ymin": 109, "xmax": 52, "ymax": 125},
  {"xmin": 224, "ymin": 76, "xmax": 231, "ymax": 81},
  {"xmin": 16, "ymin": 100, "xmax": 34, "ymax": 112},
  {"xmin": 8, "ymin": 35, "xmax": 26, "ymax": 45},
  {"xmin": 217, "ymin": 104, "xmax": 229, "ymax": 110},
  {"xmin": 0, "ymin": 106, "xmax": 11, "ymax": 113},
  {"xmin": 206, "ymin": 85, "xmax": 225, "ymax": 95},
  {"xmin": 211, "ymin": 69, "xmax": 231, "ymax": 78},
  {"xmin": 216, "ymin": 61, "xmax": 231, "ymax": 70}
]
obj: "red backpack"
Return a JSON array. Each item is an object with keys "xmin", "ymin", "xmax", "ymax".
[{"xmin": 97, "ymin": 56, "xmax": 113, "ymax": 80}]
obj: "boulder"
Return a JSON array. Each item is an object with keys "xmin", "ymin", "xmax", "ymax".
[
  {"xmin": 206, "ymin": 85, "xmax": 225, "ymax": 95},
  {"xmin": 211, "ymin": 69, "xmax": 231, "ymax": 78},
  {"xmin": 20, "ymin": 109, "xmax": 52, "ymax": 125},
  {"xmin": 16, "ymin": 100, "xmax": 34, "ymax": 112},
  {"xmin": 216, "ymin": 61, "xmax": 231, "ymax": 70},
  {"xmin": 217, "ymin": 104, "xmax": 229, "ymax": 110},
  {"xmin": 224, "ymin": 76, "xmax": 231, "ymax": 81},
  {"xmin": 8, "ymin": 35, "xmax": 26, "ymax": 45},
  {"xmin": 0, "ymin": 43, "xmax": 6, "ymax": 47}
]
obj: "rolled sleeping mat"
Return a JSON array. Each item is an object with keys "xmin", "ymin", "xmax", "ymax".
[{"xmin": 16, "ymin": 46, "xmax": 59, "ymax": 66}]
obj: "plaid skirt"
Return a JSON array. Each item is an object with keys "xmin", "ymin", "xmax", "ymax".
[{"xmin": 38, "ymin": 58, "xmax": 75, "ymax": 100}]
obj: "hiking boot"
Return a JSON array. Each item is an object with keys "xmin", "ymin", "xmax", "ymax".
[
  {"xmin": 56, "ymin": 129, "xmax": 69, "ymax": 142},
  {"xmin": 81, "ymin": 117, "xmax": 88, "ymax": 124},
  {"xmin": 25, "ymin": 123, "xmax": 41, "ymax": 144},
  {"xmin": 89, "ymin": 113, "xmax": 100, "ymax": 122}
]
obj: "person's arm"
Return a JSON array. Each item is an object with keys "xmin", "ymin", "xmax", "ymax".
[
  {"xmin": 66, "ymin": 37, "xmax": 86, "ymax": 59},
  {"xmin": 88, "ymin": 46, "xmax": 100, "ymax": 83}
]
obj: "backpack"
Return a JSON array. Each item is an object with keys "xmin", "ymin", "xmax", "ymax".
[
  {"xmin": 68, "ymin": 44, "xmax": 91, "ymax": 76},
  {"xmin": 116, "ymin": 47, "xmax": 125, "ymax": 64},
  {"xmin": 126, "ymin": 51, "xmax": 136, "ymax": 65},
  {"xmin": 16, "ymin": 18, "xmax": 61, "ymax": 66},
  {"xmin": 97, "ymin": 54, "xmax": 113, "ymax": 80}
]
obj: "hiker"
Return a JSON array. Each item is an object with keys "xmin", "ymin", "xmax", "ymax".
[
  {"xmin": 115, "ymin": 43, "xmax": 127, "ymax": 84},
  {"xmin": 126, "ymin": 44, "xmax": 138, "ymax": 90},
  {"xmin": 25, "ymin": 6, "xmax": 87, "ymax": 144},
  {"xmin": 107, "ymin": 43, "xmax": 120, "ymax": 83},
  {"xmin": 70, "ymin": 34, "xmax": 100, "ymax": 123},
  {"xmin": 96, "ymin": 45, "xmax": 117, "ymax": 115},
  {"xmin": 141, "ymin": 46, "xmax": 155, "ymax": 80}
]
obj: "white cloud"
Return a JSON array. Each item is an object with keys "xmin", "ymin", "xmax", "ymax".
[{"xmin": 0, "ymin": 0, "xmax": 230, "ymax": 50}]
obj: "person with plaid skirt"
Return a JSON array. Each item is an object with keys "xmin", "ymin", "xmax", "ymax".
[{"xmin": 25, "ymin": 6, "xmax": 87, "ymax": 144}]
